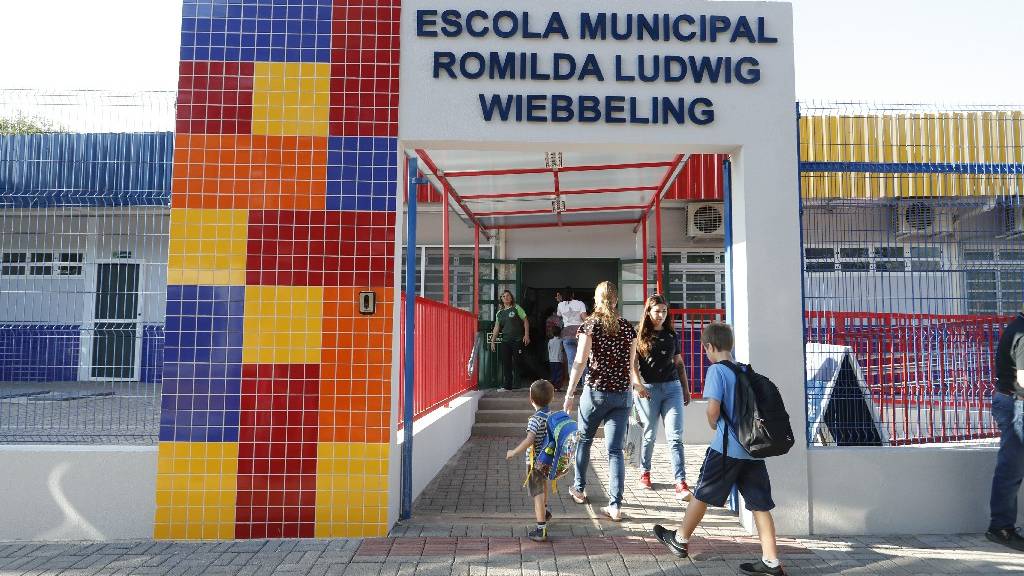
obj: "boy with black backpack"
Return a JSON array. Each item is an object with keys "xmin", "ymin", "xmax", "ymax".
[{"xmin": 652, "ymin": 322, "xmax": 788, "ymax": 576}]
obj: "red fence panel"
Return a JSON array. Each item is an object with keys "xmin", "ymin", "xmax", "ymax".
[
  {"xmin": 805, "ymin": 311, "xmax": 1006, "ymax": 445},
  {"xmin": 398, "ymin": 296, "xmax": 477, "ymax": 427},
  {"xmin": 668, "ymin": 308, "xmax": 726, "ymax": 399},
  {"xmin": 673, "ymin": 308, "xmax": 1005, "ymax": 445}
]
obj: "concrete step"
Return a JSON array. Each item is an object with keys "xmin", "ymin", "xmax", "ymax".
[
  {"xmin": 474, "ymin": 409, "xmax": 536, "ymax": 424},
  {"xmin": 477, "ymin": 392, "xmax": 572, "ymax": 411},
  {"xmin": 471, "ymin": 421, "xmax": 604, "ymax": 438}
]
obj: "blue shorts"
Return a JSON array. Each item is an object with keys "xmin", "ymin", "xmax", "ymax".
[{"xmin": 693, "ymin": 448, "xmax": 775, "ymax": 512}]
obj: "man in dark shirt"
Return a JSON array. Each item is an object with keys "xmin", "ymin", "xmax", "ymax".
[{"xmin": 989, "ymin": 311, "xmax": 1024, "ymax": 551}]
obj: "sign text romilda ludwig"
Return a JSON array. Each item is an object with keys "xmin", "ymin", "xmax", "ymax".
[{"xmin": 415, "ymin": 10, "xmax": 778, "ymax": 126}]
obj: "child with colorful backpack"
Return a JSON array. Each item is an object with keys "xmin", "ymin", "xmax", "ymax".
[{"xmin": 506, "ymin": 379, "xmax": 579, "ymax": 542}]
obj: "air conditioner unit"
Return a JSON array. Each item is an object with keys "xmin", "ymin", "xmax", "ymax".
[
  {"xmin": 687, "ymin": 202, "xmax": 725, "ymax": 238},
  {"xmin": 895, "ymin": 201, "xmax": 954, "ymax": 237},
  {"xmin": 999, "ymin": 204, "xmax": 1024, "ymax": 238}
]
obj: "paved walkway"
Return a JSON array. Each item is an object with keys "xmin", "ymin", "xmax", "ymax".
[{"xmin": 1, "ymin": 437, "xmax": 1022, "ymax": 574}]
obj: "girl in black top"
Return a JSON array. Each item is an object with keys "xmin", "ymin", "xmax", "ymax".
[{"xmin": 629, "ymin": 294, "xmax": 692, "ymax": 500}]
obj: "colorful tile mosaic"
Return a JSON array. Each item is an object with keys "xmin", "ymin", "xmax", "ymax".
[{"xmin": 157, "ymin": 0, "xmax": 400, "ymax": 540}]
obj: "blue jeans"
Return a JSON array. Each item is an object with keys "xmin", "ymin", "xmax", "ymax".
[
  {"xmin": 635, "ymin": 380, "xmax": 686, "ymax": 481},
  {"xmin": 574, "ymin": 386, "xmax": 629, "ymax": 507},
  {"xmin": 562, "ymin": 335, "xmax": 588, "ymax": 383},
  {"xmin": 991, "ymin": 392, "xmax": 1024, "ymax": 530}
]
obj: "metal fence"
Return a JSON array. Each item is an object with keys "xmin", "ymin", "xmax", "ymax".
[
  {"xmin": 800, "ymin": 101, "xmax": 1023, "ymax": 446},
  {"xmin": 398, "ymin": 296, "xmax": 478, "ymax": 427},
  {"xmin": 0, "ymin": 90, "xmax": 175, "ymax": 443}
]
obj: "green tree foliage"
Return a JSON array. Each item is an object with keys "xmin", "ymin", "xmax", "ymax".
[{"xmin": 0, "ymin": 114, "xmax": 64, "ymax": 135}]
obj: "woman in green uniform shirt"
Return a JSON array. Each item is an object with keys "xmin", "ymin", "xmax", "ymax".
[{"xmin": 490, "ymin": 290, "xmax": 531, "ymax": 390}]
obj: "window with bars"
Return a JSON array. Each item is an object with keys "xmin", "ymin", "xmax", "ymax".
[
  {"xmin": 803, "ymin": 245, "xmax": 944, "ymax": 274},
  {"xmin": 664, "ymin": 251, "xmax": 726, "ymax": 310},
  {"xmin": 962, "ymin": 248, "xmax": 1024, "ymax": 315},
  {"xmin": 401, "ymin": 245, "xmax": 495, "ymax": 311},
  {"xmin": 1, "ymin": 251, "xmax": 85, "ymax": 277}
]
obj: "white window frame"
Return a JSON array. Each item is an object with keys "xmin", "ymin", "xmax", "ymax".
[
  {"xmin": 803, "ymin": 244, "xmax": 945, "ymax": 274},
  {"xmin": 0, "ymin": 250, "xmax": 85, "ymax": 278},
  {"xmin": 402, "ymin": 244, "xmax": 495, "ymax": 311},
  {"xmin": 961, "ymin": 246, "xmax": 1024, "ymax": 315}
]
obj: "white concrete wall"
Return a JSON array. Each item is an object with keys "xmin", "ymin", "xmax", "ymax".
[
  {"xmin": 505, "ymin": 224, "xmax": 638, "ymax": 260},
  {"xmin": 388, "ymin": 391, "xmax": 484, "ymax": 526},
  {"xmin": 809, "ymin": 444, "xmax": 1024, "ymax": 535},
  {"xmin": 396, "ymin": 391, "xmax": 484, "ymax": 503},
  {"xmin": 0, "ymin": 445, "xmax": 157, "ymax": 541},
  {"xmin": 0, "ymin": 211, "xmax": 170, "ymax": 325}
]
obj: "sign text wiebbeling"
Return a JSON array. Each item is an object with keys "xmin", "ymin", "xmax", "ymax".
[{"xmin": 414, "ymin": 9, "xmax": 779, "ymax": 127}]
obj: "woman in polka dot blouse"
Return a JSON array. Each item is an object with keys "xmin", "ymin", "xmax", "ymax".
[{"xmin": 562, "ymin": 281, "xmax": 637, "ymax": 521}]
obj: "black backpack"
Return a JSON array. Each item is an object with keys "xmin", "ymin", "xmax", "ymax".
[{"xmin": 718, "ymin": 361, "xmax": 795, "ymax": 459}]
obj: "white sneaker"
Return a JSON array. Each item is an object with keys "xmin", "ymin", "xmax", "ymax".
[{"xmin": 600, "ymin": 505, "xmax": 622, "ymax": 522}]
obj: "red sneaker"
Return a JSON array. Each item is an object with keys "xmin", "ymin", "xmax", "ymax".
[
  {"xmin": 639, "ymin": 471, "xmax": 653, "ymax": 490},
  {"xmin": 675, "ymin": 480, "xmax": 693, "ymax": 501}
]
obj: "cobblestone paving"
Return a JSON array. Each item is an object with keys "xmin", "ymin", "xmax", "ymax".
[
  {"xmin": 2, "ymin": 437, "xmax": 1022, "ymax": 574},
  {"xmin": 0, "ymin": 531, "xmax": 1021, "ymax": 575}
]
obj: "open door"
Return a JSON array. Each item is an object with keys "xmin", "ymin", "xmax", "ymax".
[{"xmin": 477, "ymin": 257, "xmax": 517, "ymax": 388}]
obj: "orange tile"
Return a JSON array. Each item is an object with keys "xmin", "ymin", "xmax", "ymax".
[
  {"xmin": 319, "ymin": 287, "xmax": 394, "ymax": 444},
  {"xmin": 171, "ymin": 134, "xmax": 327, "ymax": 209}
]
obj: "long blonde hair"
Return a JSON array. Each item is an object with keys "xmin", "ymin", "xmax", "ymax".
[{"xmin": 592, "ymin": 281, "xmax": 620, "ymax": 335}]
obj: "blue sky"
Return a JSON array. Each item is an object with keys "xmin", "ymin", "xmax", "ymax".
[{"xmin": 1, "ymin": 0, "xmax": 1021, "ymax": 104}]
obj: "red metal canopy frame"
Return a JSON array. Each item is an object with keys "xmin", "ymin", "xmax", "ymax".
[{"xmin": 410, "ymin": 149, "xmax": 690, "ymax": 316}]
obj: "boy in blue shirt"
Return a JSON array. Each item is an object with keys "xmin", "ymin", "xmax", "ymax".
[{"xmin": 652, "ymin": 322, "xmax": 786, "ymax": 576}]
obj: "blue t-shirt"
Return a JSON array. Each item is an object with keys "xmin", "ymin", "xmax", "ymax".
[{"xmin": 703, "ymin": 363, "xmax": 757, "ymax": 460}]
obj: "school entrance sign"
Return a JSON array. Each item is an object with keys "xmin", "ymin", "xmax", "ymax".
[
  {"xmin": 401, "ymin": 0, "xmax": 793, "ymax": 148},
  {"xmin": 400, "ymin": 0, "xmax": 808, "ymax": 535}
]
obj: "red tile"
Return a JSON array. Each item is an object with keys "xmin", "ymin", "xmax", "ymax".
[
  {"xmin": 246, "ymin": 210, "xmax": 395, "ymax": 286},
  {"xmin": 329, "ymin": 3, "xmax": 399, "ymax": 137},
  {"xmin": 176, "ymin": 61, "xmax": 254, "ymax": 134},
  {"xmin": 236, "ymin": 363, "xmax": 319, "ymax": 539}
]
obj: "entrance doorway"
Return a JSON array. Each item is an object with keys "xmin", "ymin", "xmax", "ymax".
[
  {"xmin": 519, "ymin": 258, "xmax": 618, "ymax": 383},
  {"xmin": 89, "ymin": 261, "xmax": 142, "ymax": 381}
]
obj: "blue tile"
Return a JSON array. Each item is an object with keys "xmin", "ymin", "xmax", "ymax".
[
  {"xmin": 0, "ymin": 324, "xmax": 80, "ymax": 382},
  {"xmin": 180, "ymin": 0, "xmax": 333, "ymax": 63},
  {"xmin": 159, "ymin": 284, "xmax": 244, "ymax": 442},
  {"xmin": 327, "ymin": 137, "xmax": 398, "ymax": 213}
]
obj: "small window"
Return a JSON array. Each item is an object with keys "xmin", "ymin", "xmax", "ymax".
[
  {"xmin": 30, "ymin": 252, "xmax": 53, "ymax": 264},
  {"xmin": 59, "ymin": 252, "xmax": 84, "ymax": 263},
  {"xmin": 839, "ymin": 261, "xmax": 871, "ymax": 272},
  {"xmin": 963, "ymin": 250, "xmax": 995, "ymax": 262},
  {"xmin": 805, "ymin": 248, "xmax": 835, "ymax": 260},
  {"xmin": 911, "ymin": 260, "xmax": 943, "ymax": 272},
  {"xmin": 686, "ymin": 253, "xmax": 717, "ymax": 264},
  {"xmin": 58, "ymin": 265, "xmax": 84, "ymax": 276},
  {"xmin": 29, "ymin": 265, "xmax": 53, "ymax": 276},
  {"xmin": 874, "ymin": 247, "xmax": 905, "ymax": 259},
  {"xmin": 662, "ymin": 253, "xmax": 682, "ymax": 264},
  {"xmin": 876, "ymin": 261, "xmax": 906, "ymax": 272},
  {"xmin": 839, "ymin": 247, "xmax": 870, "ymax": 259},
  {"xmin": 805, "ymin": 262, "xmax": 836, "ymax": 273},
  {"xmin": 910, "ymin": 246, "xmax": 941, "ymax": 260},
  {"xmin": 2, "ymin": 252, "xmax": 26, "ymax": 264},
  {"xmin": 1, "ymin": 265, "xmax": 26, "ymax": 276},
  {"xmin": 999, "ymin": 251, "xmax": 1024, "ymax": 262}
]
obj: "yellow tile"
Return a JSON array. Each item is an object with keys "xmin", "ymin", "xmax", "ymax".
[
  {"xmin": 251, "ymin": 62, "xmax": 331, "ymax": 137},
  {"xmin": 315, "ymin": 442, "xmax": 390, "ymax": 535},
  {"xmin": 242, "ymin": 286, "xmax": 323, "ymax": 364},
  {"xmin": 167, "ymin": 208, "xmax": 248, "ymax": 286},
  {"xmin": 153, "ymin": 441, "xmax": 238, "ymax": 541}
]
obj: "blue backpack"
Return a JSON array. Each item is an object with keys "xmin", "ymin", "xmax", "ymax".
[{"xmin": 531, "ymin": 409, "xmax": 580, "ymax": 481}]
